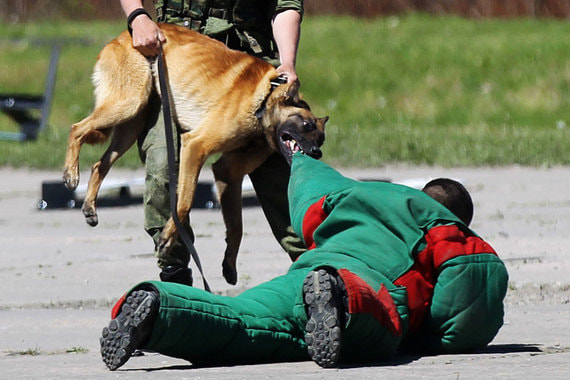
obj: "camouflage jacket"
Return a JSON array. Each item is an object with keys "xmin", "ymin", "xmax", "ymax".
[{"xmin": 153, "ymin": 0, "xmax": 303, "ymax": 64}]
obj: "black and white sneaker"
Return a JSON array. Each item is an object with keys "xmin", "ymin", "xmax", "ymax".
[
  {"xmin": 100, "ymin": 289, "xmax": 159, "ymax": 370},
  {"xmin": 303, "ymin": 268, "xmax": 347, "ymax": 368}
]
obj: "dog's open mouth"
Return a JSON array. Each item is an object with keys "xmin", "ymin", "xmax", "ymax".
[
  {"xmin": 277, "ymin": 129, "xmax": 322, "ymax": 165},
  {"xmin": 281, "ymin": 132, "xmax": 302, "ymax": 155},
  {"xmin": 278, "ymin": 131, "xmax": 301, "ymax": 165}
]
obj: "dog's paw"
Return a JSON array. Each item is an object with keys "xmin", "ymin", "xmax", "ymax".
[
  {"xmin": 158, "ymin": 222, "xmax": 179, "ymax": 258},
  {"xmin": 157, "ymin": 235, "xmax": 174, "ymax": 258},
  {"xmin": 63, "ymin": 168, "xmax": 79, "ymax": 191},
  {"xmin": 82, "ymin": 206, "xmax": 98, "ymax": 227},
  {"xmin": 222, "ymin": 259, "xmax": 237, "ymax": 285}
]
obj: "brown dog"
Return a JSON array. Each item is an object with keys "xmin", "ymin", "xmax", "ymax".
[{"xmin": 63, "ymin": 23, "xmax": 327, "ymax": 285}]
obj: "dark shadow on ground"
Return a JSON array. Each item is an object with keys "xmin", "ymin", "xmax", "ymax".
[
  {"xmin": 477, "ymin": 343, "xmax": 542, "ymax": 354},
  {"xmin": 119, "ymin": 344, "xmax": 543, "ymax": 372}
]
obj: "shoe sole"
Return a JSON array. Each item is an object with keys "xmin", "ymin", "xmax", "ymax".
[
  {"xmin": 303, "ymin": 268, "xmax": 343, "ymax": 368},
  {"xmin": 100, "ymin": 290, "xmax": 158, "ymax": 370}
]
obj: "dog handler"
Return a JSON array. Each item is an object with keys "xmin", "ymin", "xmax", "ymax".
[
  {"xmin": 119, "ymin": 0, "xmax": 307, "ymax": 286},
  {"xmin": 100, "ymin": 153, "xmax": 508, "ymax": 370}
]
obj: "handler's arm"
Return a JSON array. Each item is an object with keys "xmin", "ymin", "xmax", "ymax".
[
  {"xmin": 272, "ymin": 9, "xmax": 301, "ymax": 84},
  {"xmin": 120, "ymin": 0, "xmax": 166, "ymax": 57}
]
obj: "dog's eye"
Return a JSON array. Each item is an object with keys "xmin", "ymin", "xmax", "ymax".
[{"xmin": 303, "ymin": 120, "xmax": 316, "ymax": 131}]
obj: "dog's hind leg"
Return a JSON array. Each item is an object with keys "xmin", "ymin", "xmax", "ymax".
[
  {"xmin": 212, "ymin": 146, "xmax": 272, "ymax": 285},
  {"xmin": 81, "ymin": 113, "xmax": 147, "ymax": 226},
  {"xmin": 63, "ymin": 38, "xmax": 152, "ymax": 191},
  {"xmin": 63, "ymin": 98, "xmax": 148, "ymax": 191},
  {"xmin": 63, "ymin": 109, "xmax": 113, "ymax": 191}
]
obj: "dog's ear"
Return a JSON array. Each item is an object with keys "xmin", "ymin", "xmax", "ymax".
[
  {"xmin": 317, "ymin": 116, "xmax": 329, "ymax": 130},
  {"xmin": 284, "ymin": 80, "xmax": 301, "ymax": 101},
  {"xmin": 282, "ymin": 81, "xmax": 313, "ymax": 110},
  {"xmin": 274, "ymin": 80, "xmax": 302, "ymax": 105},
  {"xmin": 265, "ymin": 80, "xmax": 310, "ymax": 114}
]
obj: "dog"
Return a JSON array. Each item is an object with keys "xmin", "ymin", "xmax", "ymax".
[{"xmin": 62, "ymin": 23, "xmax": 327, "ymax": 285}]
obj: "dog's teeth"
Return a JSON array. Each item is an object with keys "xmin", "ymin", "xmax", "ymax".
[{"xmin": 283, "ymin": 138, "xmax": 301, "ymax": 154}]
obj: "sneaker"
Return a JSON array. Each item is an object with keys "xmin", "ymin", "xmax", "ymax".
[
  {"xmin": 303, "ymin": 268, "xmax": 347, "ymax": 368},
  {"xmin": 159, "ymin": 265, "xmax": 193, "ymax": 286},
  {"xmin": 100, "ymin": 289, "xmax": 159, "ymax": 370}
]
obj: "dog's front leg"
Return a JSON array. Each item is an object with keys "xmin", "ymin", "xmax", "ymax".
[
  {"xmin": 158, "ymin": 132, "xmax": 207, "ymax": 258},
  {"xmin": 212, "ymin": 156, "xmax": 244, "ymax": 285},
  {"xmin": 213, "ymin": 148, "xmax": 272, "ymax": 285}
]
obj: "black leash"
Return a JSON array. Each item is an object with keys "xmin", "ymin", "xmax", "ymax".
[{"xmin": 156, "ymin": 44, "xmax": 211, "ymax": 292}]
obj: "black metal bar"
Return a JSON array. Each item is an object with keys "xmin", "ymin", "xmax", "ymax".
[{"xmin": 0, "ymin": 45, "xmax": 60, "ymax": 141}]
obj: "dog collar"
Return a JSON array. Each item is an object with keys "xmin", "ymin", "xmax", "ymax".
[
  {"xmin": 255, "ymin": 74, "xmax": 288, "ymax": 120},
  {"xmin": 270, "ymin": 74, "xmax": 288, "ymax": 88}
]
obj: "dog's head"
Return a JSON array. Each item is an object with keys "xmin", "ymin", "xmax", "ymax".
[{"xmin": 261, "ymin": 81, "xmax": 328, "ymax": 165}]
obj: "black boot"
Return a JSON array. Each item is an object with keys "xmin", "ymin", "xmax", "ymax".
[
  {"xmin": 303, "ymin": 267, "xmax": 348, "ymax": 368},
  {"xmin": 159, "ymin": 265, "xmax": 193, "ymax": 286},
  {"xmin": 100, "ymin": 289, "xmax": 159, "ymax": 370}
]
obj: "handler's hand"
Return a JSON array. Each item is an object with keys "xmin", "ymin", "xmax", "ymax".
[
  {"xmin": 277, "ymin": 63, "xmax": 299, "ymax": 84},
  {"xmin": 130, "ymin": 14, "xmax": 166, "ymax": 57}
]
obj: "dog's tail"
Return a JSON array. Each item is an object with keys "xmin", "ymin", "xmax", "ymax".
[{"xmin": 85, "ymin": 32, "xmax": 153, "ymax": 144}]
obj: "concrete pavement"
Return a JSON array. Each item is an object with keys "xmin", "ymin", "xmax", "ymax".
[{"xmin": 1, "ymin": 165, "xmax": 569, "ymax": 379}]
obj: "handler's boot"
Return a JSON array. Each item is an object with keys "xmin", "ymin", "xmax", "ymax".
[
  {"xmin": 159, "ymin": 265, "xmax": 193, "ymax": 286},
  {"xmin": 100, "ymin": 289, "xmax": 159, "ymax": 370},
  {"xmin": 303, "ymin": 267, "xmax": 348, "ymax": 368}
]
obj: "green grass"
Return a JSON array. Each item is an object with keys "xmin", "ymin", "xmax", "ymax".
[
  {"xmin": 0, "ymin": 21, "xmax": 129, "ymax": 169},
  {"xmin": 8, "ymin": 346, "xmax": 41, "ymax": 356},
  {"xmin": 297, "ymin": 15, "xmax": 570, "ymax": 167},
  {"xmin": 6, "ymin": 346, "xmax": 89, "ymax": 356},
  {"xmin": 0, "ymin": 14, "xmax": 568, "ymax": 169},
  {"xmin": 66, "ymin": 346, "xmax": 89, "ymax": 354}
]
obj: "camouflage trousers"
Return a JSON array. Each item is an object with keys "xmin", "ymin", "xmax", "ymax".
[{"xmin": 138, "ymin": 93, "xmax": 306, "ymax": 269}]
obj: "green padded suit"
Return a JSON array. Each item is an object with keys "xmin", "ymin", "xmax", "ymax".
[{"xmin": 116, "ymin": 154, "xmax": 508, "ymax": 365}]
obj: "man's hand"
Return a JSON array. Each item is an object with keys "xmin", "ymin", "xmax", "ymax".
[
  {"xmin": 276, "ymin": 63, "xmax": 298, "ymax": 84},
  {"xmin": 131, "ymin": 14, "xmax": 166, "ymax": 57},
  {"xmin": 120, "ymin": 0, "xmax": 166, "ymax": 57}
]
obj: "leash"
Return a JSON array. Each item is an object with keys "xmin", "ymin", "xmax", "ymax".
[{"xmin": 156, "ymin": 43, "xmax": 211, "ymax": 292}]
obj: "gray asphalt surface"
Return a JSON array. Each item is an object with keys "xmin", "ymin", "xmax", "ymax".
[{"xmin": 1, "ymin": 165, "xmax": 569, "ymax": 379}]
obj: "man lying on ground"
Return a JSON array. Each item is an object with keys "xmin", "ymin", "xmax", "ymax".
[{"xmin": 100, "ymin": 153, "xmax": 508, "ymax": 370}]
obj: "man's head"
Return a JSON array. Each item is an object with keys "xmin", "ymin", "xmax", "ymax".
[{"xmin": 422, "ymin": 178, "xmax": 474, "ymax": 226}]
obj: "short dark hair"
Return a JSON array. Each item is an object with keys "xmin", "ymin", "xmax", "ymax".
[{"xmin": 422, "ymin": 178, "xmax": 474, "ymax": 226}]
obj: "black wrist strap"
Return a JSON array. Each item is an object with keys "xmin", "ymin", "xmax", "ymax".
[{"xmin": 127, "ymin": 8, "xmax": 151, "ymax": 35}]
